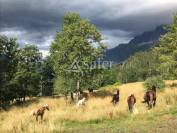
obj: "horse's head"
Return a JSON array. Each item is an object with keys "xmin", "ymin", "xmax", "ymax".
[
  {"xmin": 43, "ymin": 104, "xmax": 49, "ymax": 111},
  {"xmin": 131, "ymin": 94, "xmax": 134, "ymax": 97},
  {"xmin": 130, "ymin": 94, "xmax": 136, "ymax": 103},
  {"xmin": 82, "ymin": 97, "xmax": 86, "ymax": 101}
]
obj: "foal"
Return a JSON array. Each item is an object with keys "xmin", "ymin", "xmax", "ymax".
[
  {"xmin": 127, "ymin": 94, "xmax": 136, "ymax": 113},
  {"xmin": 32, "ymin": 104, "xmax": 49, "ymax": 121}
]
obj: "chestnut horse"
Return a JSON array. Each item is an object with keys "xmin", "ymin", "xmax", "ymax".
[
  {"xmin": 127, "ymin": 94, "xmax": 136, "ymax": 113},
  {"xmin": 31, "ymin": 104, "xmax": 49, "ymax": 121},
  {"xmin": 143, "ymin": 86, "xmax": 156, "ymax": 109}
]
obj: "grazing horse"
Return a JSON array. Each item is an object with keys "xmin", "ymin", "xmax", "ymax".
[
  {"xmin": 112, "ymin": 90, "xmax": 120, "ymax": 105},
  {"xmin": 80, "ymin": 91, "xmax": 90, "ymax": 100},
  {"xmin": 31, "ymin": 104, "xmax": 49, "ymax": 121},
  {"xmin": 72, "ymin": 90, "xmax": 89, "ymax": 102},
  {"xmin": 143, "ymin": 86, "xmax": 156, "ymax": 109},
  {"xmin": 127, "ymin": 94, "xmax": 136, "ymax": 113}
]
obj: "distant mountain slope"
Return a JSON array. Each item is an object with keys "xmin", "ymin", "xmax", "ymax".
[{"xmin": 104, "ymin": 26, "xmax": 166, "ymax": 63}]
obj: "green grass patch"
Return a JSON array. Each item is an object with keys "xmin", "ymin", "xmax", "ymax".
[{"xmin": 60, "ymin": 104, "xmax": 177, "ymax": 133}]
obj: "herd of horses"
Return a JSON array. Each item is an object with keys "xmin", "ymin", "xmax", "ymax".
[
  {"xmin": 112, "ymin": 85, "xmax": 156, "ymax": 113},
  {"xmin": 31, "ymin": 86, "xmax": 157, "ymax": 121}
]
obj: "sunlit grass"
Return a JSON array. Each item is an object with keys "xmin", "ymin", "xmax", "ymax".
[{"xmin": 0, "ymin": 80, "xmax": 177, "ymax": 133}]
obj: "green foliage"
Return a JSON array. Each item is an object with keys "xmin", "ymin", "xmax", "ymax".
[
  {"xmin": 41, "ymin": 56, "xmax": 54, "ymax": 96},
  {"xmin": 0, "ymin": 35, "xmax": 19, "ymax": 81},
  {"xmin": 113, "ymin": 82, "xmax": 121, "ymax": 86},
  {"xmin": 14, "ymin": 44, "xmax": 42, "ymax": 98},
  {"xmin": 54, "ymin": 75, "xmax": 75, "ymax": 96},
  {"xmin": 81, "ymin": 71, "xmax": 103, "ymax": 90},
  {"xmin": 117, "ymin": 51, "xmax": 160, "ymax": 83},
  {"xmin": 100, "ymin": 66, "xmax": 118, "ymax": 86},
  {"xmin": 154, "ymin": 15, "xmax": 177, "ymax": 79},
  {"xmin": 0, "ymin": 37, "xmax": 43, "ymax": 108},
  {"xmin": 0, "ymin": 35, "xmax": 19, "ymax": 107},
  {"xmin": 144, "ymin": 76, "xmax": 165, "ymax": 91},
  {"xmin": 50, "ymin": 12, "xmax": 105, "ymax": 94}
]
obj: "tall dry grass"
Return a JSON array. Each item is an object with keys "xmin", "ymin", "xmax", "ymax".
[{"xmin": 0, "ymin": 80, "xmax": 177, "ymax": 133}]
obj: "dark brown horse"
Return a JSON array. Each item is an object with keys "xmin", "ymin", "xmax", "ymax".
[
  {"xmin": 112, "ymin": 90, "xmax": 120, "ymax": 105},
  {"xmin": 143, "ymin": 86, "xmax": 156, "ymax": 109},
  {"xmin": 127, "ymin": 94, "xmax": 136, "ymax": 113}
]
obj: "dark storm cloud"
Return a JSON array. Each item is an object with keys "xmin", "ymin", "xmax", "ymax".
[{"xmin": 1, "ymin": 0, "xmax": 177, "ymax": 56}]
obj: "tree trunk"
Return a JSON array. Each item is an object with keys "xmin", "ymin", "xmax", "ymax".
[
  {"xmin": 71, "ymin": 92, "xmax": 74, "ymax": 101},
  {"xmin": 23, "ymin": 95, "xmax": 26, "ymax": 102},
  {"xmin": 77, "ymin": 80, "xmax": 80, "ymax": 91},
  {"xmin": 23, "ymin": 89, "xmax": 26, "ymax": 102},
  {"xmin": 64, "ymin": 93, "xmax": 68, "ymax": 101}
]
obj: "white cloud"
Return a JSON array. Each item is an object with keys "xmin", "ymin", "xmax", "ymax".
[
  {"xmin": 40, "ymin": 50, "xmax": 50, "ymax": 58},
  {"xmin": 0, "ymin": 29, "xmax": 53, "ymax": 58},
  {"xmin": 102, "ymin": 29, "xmax": 132, "ymax": 48}
]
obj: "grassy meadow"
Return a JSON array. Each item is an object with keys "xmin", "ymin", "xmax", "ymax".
[{"xmin": 1, "ymin": 80, "xmax": 177, "ymax": 133}]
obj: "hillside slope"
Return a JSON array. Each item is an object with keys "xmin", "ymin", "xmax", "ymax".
[
  {"xmin": 104, "ymin": 26, "xmax": 166, "ymax": 63},
  {"xmin": 0, "ymin": 80, "xmax": 177, "ymax": 133}
]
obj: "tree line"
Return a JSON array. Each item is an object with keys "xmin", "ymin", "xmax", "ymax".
[{"xmin": 0, "ymin": 37, "xmax": 54, "ymax": 108}]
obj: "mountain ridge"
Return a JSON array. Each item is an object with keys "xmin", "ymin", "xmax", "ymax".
[{"xmin": 104, "ymin": 26, "xmax": 166, "ymax": 63}]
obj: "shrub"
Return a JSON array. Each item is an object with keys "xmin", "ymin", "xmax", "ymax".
[
  {"xmin": 144, "ymin": 76, "xmax": 165, "ymax": 91},
  {"xmin": 113, "ymin": 82, "xmax": 121, "ymax": 86},
  {"xmin": 170, "ymin": 82, "xmax": 177, "ymax": 88}
]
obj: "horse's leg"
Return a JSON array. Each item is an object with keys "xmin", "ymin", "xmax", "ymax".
[
  {"xmin": 129, "ymin": 104, "xmax": 133, "ymax": 113},
  {"xmin": 131, "ymin": 105, "xmax": 134, "ymax": 113},
  {"xmin": 153, "ymin": 99, "xmax": 156, "ymax": 107},
  {"xmin": 150, "ymin": 102, "xmax": 152, "ymax": 109},
  {"xmin": 148, "ymin": 101, "xmax": 152, "ymax": 109},
  {"xmin": 128, "ymin": 104, "xmax": 130, "ymax": 112},
  {"xmin": 41, "ymin": 114, "xmax": 44, "ymax": 121},
  {"xmin": 150, "ymin": 101, "xmax": 153, "ymax": 109},
  {"xmin": 147, "ymin": 101, "xmax": 150, "ymax": 109},
  {"xmin": 130, "ymin": 106, "xmax": 133, "ymax": 113},
  {"xmin": 36, "ymin": 115, "xmax": 38, "ymax": 121}
]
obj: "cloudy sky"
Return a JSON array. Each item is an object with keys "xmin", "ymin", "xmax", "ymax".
[{"xmin": 1, "ymin": 0, "xmax": 177, "ymax": 57}]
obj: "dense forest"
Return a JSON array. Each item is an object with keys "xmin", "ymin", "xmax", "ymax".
[{"xmin": 0, "ymin": 13, "xmax": 177, "ymax": 108}]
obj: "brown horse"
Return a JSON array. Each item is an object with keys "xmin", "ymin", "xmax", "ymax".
[
  {"xmin": 112, "ymin": 90, "xmax": 120, "ymax": 105},
  {"xmin": 143, "ymin": 86, "xmax": 156, "ymax": 109},
  {"xmin": 127, "ymin": 94, "xmax": 136, "ymax": 113},
  {"xmin": 32, "ymin": 104, "xmax": 49, "ymax": 121}
]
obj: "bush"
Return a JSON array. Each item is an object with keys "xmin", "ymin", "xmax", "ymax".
[
  {"xmin": 170, "ymin": 82, "xmax": 177, "ymax": 88},
  {"xmin": 113, "ymin": 82, "xmax": 121, "ymax": 86},
  {"xmin": 144, "ymin": 76, "xmax": 165, "ymax": 91}
]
